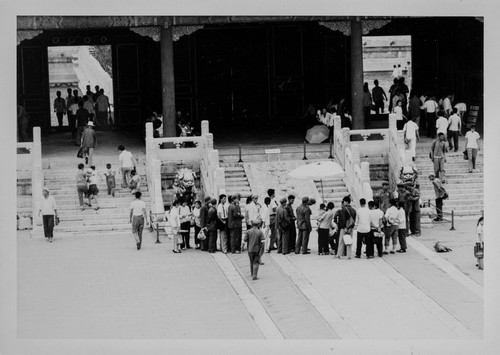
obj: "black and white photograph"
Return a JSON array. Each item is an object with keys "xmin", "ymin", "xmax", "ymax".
[{"xmin": 2, "ymin": 1, "xmax": 499, "ymax": 354}]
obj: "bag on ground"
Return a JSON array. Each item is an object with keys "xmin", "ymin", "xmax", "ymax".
[{"xmin": 434, "ymin": 241, "xmax": 452, "ymax": 253}]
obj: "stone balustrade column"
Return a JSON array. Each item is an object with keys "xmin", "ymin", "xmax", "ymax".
[
  {"xmin": 333, "ymin": 114, "xmax": 341, "ymax": 131},
  {"xmin": 388, "ymin": 113, "xmax": 397, "ymax": 131},
  {"xmin": 351, "ymin": 143, "xmax": 360, "ymax": 167},
  {"xmin": 201, "ymin": 120, "xmax": 209, "ymax": 136},
  {"xmin": 145, "ymin": 122, "xmax": 153, "ymax": 163},
  {"xmin": 205, "ymin": 133, "xmax": 214, "ymax": 150},
  {"xmin": 360, "ymin": 161, "xmax": 370, "ymax": 183}
]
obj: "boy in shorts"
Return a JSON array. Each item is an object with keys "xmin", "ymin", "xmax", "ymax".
[{"xmin": 104, "ymin": 163, "xmax": 116, "ymax": 197}]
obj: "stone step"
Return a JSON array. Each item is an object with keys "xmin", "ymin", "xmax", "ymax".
[
  {"xmin": 48, "ymin": 189, "xmax": 149, "ymax": 197},
  {"xmin": 58, "ymin": 217, "xmax": 130, "ymax": 226},
  {"xmin": 53, "ymin": 224, "xmax": 131, "ymax": 233},
  {"xmin": 57, "ymin": 211, "xmax": 132, "ymax": 220}
]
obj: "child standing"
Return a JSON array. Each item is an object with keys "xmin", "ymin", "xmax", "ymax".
[
  {"xmin": 104, "ymin": 163, "xmax": 116, "ymax": 197},
  {"xmin": 397, "ymin": 201, "xmax": 407, "ymax": 253}
]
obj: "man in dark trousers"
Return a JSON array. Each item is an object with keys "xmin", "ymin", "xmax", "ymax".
[
  {"xmin": 244, "ymin": 219, "xmax": 265, "ymax": 280},
  {"xmin": 207, "ymin": 198, "xmax": 218, "ymax": 253},
  {"xmin": 295, "ymin": 196, "xmax": 312, "ymax": 254},
  {"xmin": 275, "ymin": 198, "xmax": 289, "ymax": 254},
  {"xmin": 228, "ymin": 194, "xmax": 244, "ymax": 254},
  {"xmin": 405, "ymin": 183, "xmax": 421, "ymax": 236},
  {"xmin": 285, "ymin": 195, "xmax": 297, "ymax": 252},
  {"xmin": 199, "ymin": 196, "xmax": 211, "ymax": 251},
  {"xmin": 75, "ymin": 100, "xmax": 89, "ymax": 145},
  {"xmin": 266, "ymin": 189, "xmax": 279, "ymax": 252}
]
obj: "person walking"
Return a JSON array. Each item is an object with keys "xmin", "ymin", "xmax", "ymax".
[
  {"xmin": 295, "ymin": 196, "xmax": 312, "ymax": 254},
  {"xmin": 87, "ymin": 166, "xmax": 100, "ymax": 210},
  {"xmin": 75, "ymin": 100, "xmax": 89, "ymax": 146},
  {"xmin": 66, "ymin": 88, "xmax": 76, "ymax": 138},
  {"xmin": 266, "ymin": 189, "xmax": 279, "ymax": 252},
  {"xmin": 83, "ymin": 95, "xmax": 95, "ymax": 122},
  {"xmin": 354, "ymin": 198, "xmax": 371, "ymax": 259},
  {"xmin": 317, "ymin": 202, "xmax": 334, "ymax": 255},
  {"xmin": 465, "ymin": 125, "xmax": 481, "ymax": 173},
  {"xmin": 447, "ymin": 108, "xmax": 462, "ymax": 152},
  {"xmin": 228, "ymin": 194, "xmax": 244, "ymax": 254},
  {"xmin": 408, "ymin": 91, "xmax": 421, "ymax": 126},
  {"xmin": 371, "ymin": 79, "xmax": 387, "ymax": 115},
  {"xmin": 430, "ymin": 132, "xmax": 448, "ymax": 182},
  {"xmin": 435, "ymin": 111, "xmax": 449, "ymax": 142},
  {"xmin": 424, "ymin": 96, "xmax": 439, "ymax": 138},
  {"xmin": 129, "ymin": 191, "xmax": 148, "ymax": 251},
  {"xmin": 383, "ymin": 199, "xmax": 400, "ymax": 254},
  {"xmin": 428, "ymin": 173, "xmax": 447, "ymax": 222},
  {"xmin": 403, "ymin": 117, "xmax": 420, "ymax": 161},
  {"xmin": 76, "ymin": 163, "xmax": 90, "ymax": 210},
  {"xmin": 244, "ymin": 219, "xmax": 266, "ymax": 280},
  {"xmin": 199, "ymin": 196, "xmax": 211, "ymax": 252},
  {"xmin": 81, "ymin": 121, "xmax": 97, "ymax": 166},
  {"xmin": 334, "ymin": 196, "xmax": 356, "ymax": 260},
  {"xmin": 95, "ymin": 88, "xmax": 111, "ymax": 126},
  {"xmin": 118, "ymin": 145, "xmax": 136, "ymax": 188},
  {"xmin": 104, "ymin": 163, "xmax": 116, "ymax": 197},
  {"xmin": 367, "ymin": 201, "xmax": 384, "ymax": 258},
  {"xmin": 38, "ymin": 187, "xmax": 58, "ymax": 243},
  {"xmin": 53, "ymin": 90, "xmax": 66, "ymax": 128},
  {"xmin": 260, "ymin": 197, "xmax": 271, "ymax": 259}
]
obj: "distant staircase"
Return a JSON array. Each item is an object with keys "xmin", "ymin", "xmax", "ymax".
[
  {"xmin": 415, "ymin": 139, "xmax": 483, "ymax": 218},
  {"xmin": 314, "ymin": 178, "xmax": 350, "ymax": 207},
  {"xmin": 221, "ymin": 163, "xmax": 253, "ymax": 199},
  {"xmin": 42, "ymin": 166, "xmax": 149, "ymax": 236}
]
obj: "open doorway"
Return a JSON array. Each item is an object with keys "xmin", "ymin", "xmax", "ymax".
[
  {"xmin": 362, "ymin": 35, "xmax": 412, "ymax": 115},
  {"xmin": 47, "ymin": 45, "xmax": 114, "ymax": 128}
]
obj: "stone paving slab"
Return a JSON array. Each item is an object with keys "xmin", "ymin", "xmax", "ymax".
[
  {"xmin": 228, "ymin": 252, "xmax": 338, "ymax": 339},
  {"xmin": 17, "ymin": 231, "xmax": 262, "ymax": 339}
]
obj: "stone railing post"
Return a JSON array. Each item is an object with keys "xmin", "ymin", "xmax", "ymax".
[
  {"xmin": 388, "ymin": 113, "xmax": 397, "ymax": 131},
  {"xmin": 201, "ymin": 120, "xmax": 210, "ymax": 136},
  {"xmin": 351, "ymin": 143, "xmax": 360, "ymax": 167},
  {"xmin": 151, "ymin": 158, "xmax": 163, "ymax": 214},
  {"xmin": 31, "ymin": 127, "xmax": 43, "ymax": 233},
  {"xmin": 145, "ymin": 122, "xmax": 154, "ymax": 163},
  {"xmin": 333, "ymin": 114, "xmax": 341, "ymax": 131},
  {"xmin": 205, "ymin": 133, "xmax": 214, "ymax": 150}
]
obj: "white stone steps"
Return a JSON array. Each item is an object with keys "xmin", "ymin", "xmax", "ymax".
[{"xmin": 54, "ymin": 224, "xmax": 131, "ymax": 233}]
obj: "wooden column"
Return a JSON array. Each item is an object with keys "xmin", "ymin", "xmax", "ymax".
[
  {"xmin": 350, "ymin": 18, "xmax": 364, "ymax": 130},
  {"xmin": 161, "ymin": 20, "xmax": 176, "ymax": 137}
]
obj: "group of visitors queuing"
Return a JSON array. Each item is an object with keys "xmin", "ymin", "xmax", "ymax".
[{"xmin": 53, "ymin": 84, "xmax": 111, "ymax": 143}]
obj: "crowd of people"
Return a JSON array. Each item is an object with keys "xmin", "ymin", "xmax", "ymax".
[{"xmin": 53, "ymin": 84, "xmax": 112, "ymax": 144}]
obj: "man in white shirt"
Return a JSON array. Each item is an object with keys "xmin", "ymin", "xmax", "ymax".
[
  {"xmin": 368, "ymin": 201, "xmax": 384, "ymax": 258},
  {"xmin": 396, "ymin": 64, "xmax": 403, "ymax": 78},
  {"xmin": 38, "ymin": 187, "xmax": 58, "ymax": 242},
  {"xmin": 424, "ymin": 97, "xmax": 438, "ymax": 138},
  {"xmin": 384, "ymin": 199, "xmax": 400, "ymax": 254},
  {"xmin": 447, "ymin": 108, "xmax": 462, "ymax": 151},
  {"xmin": 118, "ymin": 145, "xmax": 136, "ymax": 188},
  {"xmin": 246, "ymin": 195, "xmax": 261, "ymax": 228},
  {"xmin": 354, "ymin": 198, "xmax": 371, "ymax": 259},
  {"xmin": 435, "ymin": 111, "xmax": 449, "ymax": 141},
  {"xmin": 129, "ymin": 191, "xmax": 148, "ymax": 250},
  {"xmin": 442, "ymin": 94, "xmax": 453, "ymax": 117},
  {"xmin": 391, "ymin": 65, "xmax": 398, "ymax": 80},
  {"xmin": 465, "ymin": 125, "xmax": 481, "ymax": 173},
  {"xmin": 403, "ymin": 118, "xmax": 420, "ymax": 161},
  {"xmin": 217, "ymin": 194, "xmax": 230, "ymax": 253}
]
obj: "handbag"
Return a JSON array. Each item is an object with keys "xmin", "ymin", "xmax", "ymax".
[
  {"xmin": 463, "ymin": 150, "xmax": 468, "ymax": 160},
  {"xmin": 474, "ymin": 242, "xmax": 484, "ymax": 258},
  {"xmin": 343, "ymin": 233, "xmax": 353, "ymax": 245},
  {"xmin": 177, "ymin": 235, "xmax": 183, "ymax": 245},
  {"xmin": 77, "ymin": 146, "xmax": 84, "ymax": 158},
  {"xmin": 55, "ymin": 216, "xmax": 60, "ymax": 226},
  {"xmin": 35, "ymin": 216, "xmax": 43, "ymax": 226},
  {"xmin": 197, "ymin": 228, "xmax": 207, "ymax": 240}
]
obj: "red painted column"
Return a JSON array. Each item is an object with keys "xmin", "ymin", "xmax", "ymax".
[
  {"xmin": 161, "ymin": 19, "xmax": 176, "ymax": 137},
  {"xmin": 350, "ymin": 18, "xmax": 365, "ymax": 130}
]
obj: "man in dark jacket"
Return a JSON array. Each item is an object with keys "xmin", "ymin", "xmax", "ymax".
[
  {"xmin": 75, "ymin": 101, "xmax": 89, "ymax": 146},
  {"xmin": 207, "ymin": 198, "xmax": 218, "ymax": 253},
  {"xmin": 227, "ymin": 194, "xmax": 244, "ymax": 253},
  {"xmin": 334, "ymin": 196, "xmax": 357, "ymax": 259},
  {"xmin": 244, "ymin": 219, "xmax": 265, "ymax": 280},
  {"xmin": 295, "ymin": 196, "xmax": 312, "ymax": 254},
  {"xmin": 285, "ymin": 195, "xmax": 297, "ymax": 252},
  {"xmin": 199, "ymin": 196, "xmax": 211, "ymax": 251},
  {"xmin": 275, "ymin": 198, "xmax": 289, "ymax": 254},
  {"xmin": 405, "ymin": 183, "xmax": 421, "ymax": 236}
]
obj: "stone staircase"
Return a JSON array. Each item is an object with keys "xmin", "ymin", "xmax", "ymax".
[
  {"xmin": 414, "ymin": 139, "xmax": 483, "ymax": 218},
  {"xmin": 41, "ymin": 167, "xmax": 149, "ymax": 236},
  {"xmin": 221, "ymin": 163, "xmax": 253, "ymax": 199},
  {"xmin": 314, "ymin": 177, "xmax": 350, "ymax": 208}
]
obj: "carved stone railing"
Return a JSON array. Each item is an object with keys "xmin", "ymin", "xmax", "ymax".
[
  {"xmin": 387, "ymin": 114, "xmax": 406, "ymax": 190},
  {"xmin": 145, "ymin": 121, "xmax": 226, "ymax": 213}
]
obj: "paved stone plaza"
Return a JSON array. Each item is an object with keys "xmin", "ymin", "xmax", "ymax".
[{"xmin": 17, "ymin": 218, "xmax": 483, "ymax": 340}]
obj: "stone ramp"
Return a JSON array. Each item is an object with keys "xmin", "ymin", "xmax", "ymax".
[{"xmin": 227, "ymin": 252, "xmax": 339, "ymax": 339}]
